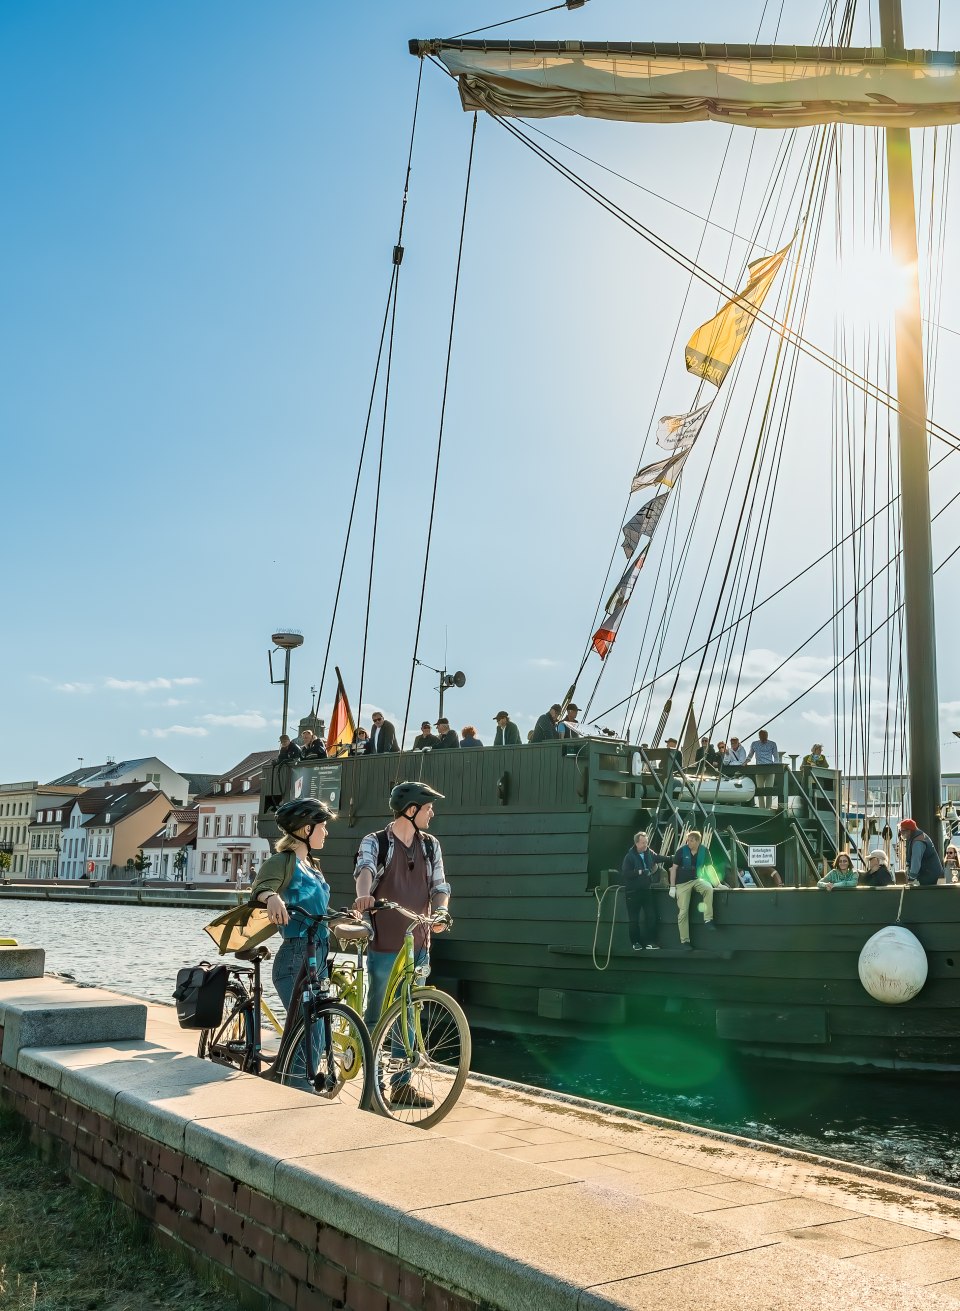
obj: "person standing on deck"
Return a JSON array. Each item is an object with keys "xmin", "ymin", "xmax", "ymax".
[
  {"xmin": 747, "ymin": 729, "xmax": 779, "ymax": 807},
  {"xmin": 723, "ymin": 737, "xmax": 746, "ymax": 770},
  {"xmin": 694, "ymin": 736, "xmax": 720, "ymax": 771},
  {"xmin": 898, "ymin": 819, "xmax": 945, "ymax": 886},
  {"xmin": 364, "ymin": 712, "xmax": 398, "ymax": 754},
  {"xmin": 460, "ymin": 726, "xmax": 483, "ymax": 748},
  {"xmin": 802, "ymin": 743, "xmax": 829, "ymax": 769},
  {"xmin": 621, "ymin": 832, "xmax": 669, "ymax": 951},
  {"xmin": 668, "ymin": 829, "xmax": 717, "ymax": 949},
  {"xmin": 352, "ymin": 781, "xmax": 451, "ymax": 1108},
  {"xmin": 300, "ymin": 729, "xmax": 327, "ymax": 760},
  {"xmin": 493, "ymin": 711, "xmax": 521, "ymax": 747},
  {"xmin": 532, "ymin": 704, "xmax": 562, "ymax": 742},
  {"xmin": 557, "ymin": 705, "xmax": 583, "ymax": 738}
]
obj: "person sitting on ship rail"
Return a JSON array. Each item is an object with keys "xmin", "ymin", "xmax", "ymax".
[
  {"xmin": 817, "ymin": 851, "xmax": 858, "ymax": 891},
  {"xmin": 621, "ymin": 831, "xmax": 670, "ymax": 951},
  {"xmin": 668, "ymin": 830, "xmax": 717, "ymax": 949},
  {"xmin": 801, "ymin": 743, "xmax": 829, "ymax": 769},
  {"xmin": 352, "ymin": 780, "xmax": 451, "ymax": 1109},
  {"xmin": 899, "ymin": 818, "xmax": 944, "ymax": 887}
]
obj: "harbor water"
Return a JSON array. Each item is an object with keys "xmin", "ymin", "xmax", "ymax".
[{"xmin": 3, "ymin": 898, "xmax": 957, "ymax": 1185}]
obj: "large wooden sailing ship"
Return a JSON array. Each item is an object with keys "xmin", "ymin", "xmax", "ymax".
[{"xmin": 259, "ymin": 0, "xmax": 960, "ymax": 1074}]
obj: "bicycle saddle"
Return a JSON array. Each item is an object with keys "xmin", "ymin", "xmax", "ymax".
[{"xmin": 234, "ymin": 946, "xmax": 271, "ymax": 962}]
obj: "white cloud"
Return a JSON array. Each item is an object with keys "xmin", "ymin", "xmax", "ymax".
[
  {"xmin": 140, "ymin": 725, "xmax": 209, "ymax": 739},
  {"xmin": 940, "ymin": 701, "xmax": 960, "ymax": 716},
  {"xmin": 106, "ymin": 676, "xmax": 201, "ymax": 693},
  {"xmin": 162, "ymin": 698, "xmax": 187, "ymax": 707},
  {"xmin": 201, "ymin": 712, "xmax": 271, "ymax": 729},
  {"xmin": 55, "ymin": 682, "xmax": 94, "ymax": 694},
  {"xmin": 527, "ymin": 657, "xmax": 560, "ymax": 668}
]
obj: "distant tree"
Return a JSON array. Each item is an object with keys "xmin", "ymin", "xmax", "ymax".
[
  {"xmin": 0, "ymin": 851, "xmax": 10, "ymax": 875},
  {"xmin": 133, "ymin": 850, "xmax": 152, "ymax": 878},
  {"xmin": 173, "ymin": 849, "xmax": 188, "ymax": 881}
]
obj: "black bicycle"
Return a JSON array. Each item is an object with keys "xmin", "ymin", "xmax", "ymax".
[{"xmin": 196, "ymin": 906, "xmax": 375, "ymax": 1107}]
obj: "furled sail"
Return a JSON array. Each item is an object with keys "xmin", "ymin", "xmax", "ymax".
[{"xmin": 416, "ymin": 41, "xmax": 960, "ymax": 129}]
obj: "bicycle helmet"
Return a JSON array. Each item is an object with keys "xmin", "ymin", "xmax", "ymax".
[
  {"xmin": 275, "ymin": 797, "xmax": 336, "ymax": 838},
  {"xmin": 389, "ymin": 781, "xmax": 444, "ymax": 816}
]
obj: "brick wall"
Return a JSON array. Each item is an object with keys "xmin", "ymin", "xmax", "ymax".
[{"xmin": 0, "ymin": 1049, "xmax": 485, "ymax": 1311}]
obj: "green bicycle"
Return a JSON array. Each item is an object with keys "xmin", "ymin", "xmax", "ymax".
[{"xmin": 329, "ymin": 900, "xmax": 471, "ymax": 1128}]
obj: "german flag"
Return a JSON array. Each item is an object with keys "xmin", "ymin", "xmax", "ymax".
[{"xmin": 326, "ymin": 667, "xmax": 356, "ymax": 754}]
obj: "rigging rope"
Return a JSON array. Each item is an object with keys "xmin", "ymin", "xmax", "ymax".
[
  {"xmin": 315, "ymin": 62, "xmax": 423, "ymax": 717},
  {"xmin": 400, "ymin": 113, "xmax": 479, "ymax": 748}
]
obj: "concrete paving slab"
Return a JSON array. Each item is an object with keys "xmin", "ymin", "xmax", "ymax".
[
  {"xmin": 698, "ymin": 1180, "xmax": 792, "ymax": 1205},
  {"xmin": 447, "ymin": 1114, "xmax": 544, "ymax": 1136},
  {"xmin": 115, "ymin": 1068, "xmax": 320, "ymax": 1150},
  {"xmin": 17, "ymin": 1041, "xmax": 164, "ymax": 1088},
  {"xmin": 847, "ymin": 1237, "xmax": 960, "ymax": 1286},
  {"xmin": 450, "ymin": 1131, "xmax": 531, "ymax": 1151},
  {"xmin": 502, "ymin": 1126, "xmax": 582, "ymax": 1146},
  {"xmin": 497, "ymin": 1140, "xmax": 630, "ymax": 1164},
  {"xmin": 698, "ymin": 1196, "xmax": 862, "ymax": 1234},
  {"xmin": 782, "ymin": 1225, "xmax": 883, "ymax": 1259},
  {"xmin": 184, "ymin": 1105, "xmax": 423, "ymax": 1194},
  {"xmin": 824, "ymin": 1215, "xmax": 943, "ymax": 1248},
  {"xmin": 2, "ymin": 998, "xmax": 147, "ymax": 1065},
  {"xmin": 59, "ymin": 1050, "xmax": 232, "ymax": 1117},
  {"xmin": 0, "ymin": 945, "xmax": 44, "ymax": 980},
  {"xmin": 932, "ymin": 1276, "xmax": 960, "ymax": 1298},
  {"xmin": 585, "ymin": 1153, "xmax": 735, "ymax": 1192},
  {"xmin": 580, "ymin": 1241, "xmax": 960, "ymax": 1311},
  {"xmin": 640, "ymin": 1188, "xmax": 752, "ymax": 1215},
  {"xmin": 402, "ymin": 1179, "xmax": 773, "ymax": 1311}
]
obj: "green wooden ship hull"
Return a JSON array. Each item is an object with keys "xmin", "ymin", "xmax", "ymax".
[{"xmin": 259, "ymin": 740, "xmax": 960, "ymax": 1075}]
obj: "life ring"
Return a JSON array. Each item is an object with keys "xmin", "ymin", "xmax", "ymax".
[{"xmin": 858, "ymin": 925, "xmax": 928, "ymax": 1004}]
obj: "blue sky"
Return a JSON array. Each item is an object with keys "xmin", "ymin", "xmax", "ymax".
[{"xmin": 2, "ymin": 0, "xmax": 959, "ymax": 784}]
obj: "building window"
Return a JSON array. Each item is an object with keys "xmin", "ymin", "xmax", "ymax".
[
  {"xmin": 215, "ymin": 817, "xmax": 222, "ymax": 837},
  {"xmin": 238, "ymin": 815, "xmax": 246, "ymax": 837},
  {"xmin": 225, "ymin": 816, "xmax": 233, "ymax": 837},
  {"xmin": 202, "ymin": 816, "xmax": 211, "ymax": 838}
]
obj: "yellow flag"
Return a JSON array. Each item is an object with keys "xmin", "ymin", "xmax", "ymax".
[{"xmin": 685, "ymin": 244, "xmax": 791, "ymax": 386}]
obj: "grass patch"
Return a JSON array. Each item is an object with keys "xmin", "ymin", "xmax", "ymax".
[{"xmin": 0, "ymin": 1111, "xmax": 238, "ymax": 1311}]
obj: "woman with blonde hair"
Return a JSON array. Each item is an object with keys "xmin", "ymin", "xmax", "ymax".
[{"xmin": 252, "ymin": 797, "xmax": 336, "ymax": 1010}]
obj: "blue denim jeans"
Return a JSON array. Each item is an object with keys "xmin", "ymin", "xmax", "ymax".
[
  {"xmin": 365, "ymin": 947, "xmax": 428, "ymax": 1088},
  {"xmin": 272, "ymin": 936, "xmax": 328, "ymax": 1076}
]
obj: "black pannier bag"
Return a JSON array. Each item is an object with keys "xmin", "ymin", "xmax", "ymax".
[{"xmin": 173, "ymin": 961, "xmax": 229, "ymax": 1030}]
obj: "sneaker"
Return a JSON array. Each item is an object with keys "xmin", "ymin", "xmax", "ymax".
[
  {"xmin": 679, "ymin": 941, "xmax": 693, "ymax": 951},
  {"xmin": 704, "ymin": 921, "xmax": 718, "ymax": 932},
  {"xmin": 389, "ymin": 1084, "xmax": 434, "ymax": 1109},
  {"xmin": 645, "ymin": 942, "xmax": 660, "ymax": 950},
  {"xmin": 631, "ymin": 943, "xmax": 644, "ymax": 951}
]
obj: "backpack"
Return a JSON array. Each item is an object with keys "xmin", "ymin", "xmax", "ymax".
[{"xmin": 172, "ymin": 961, "xmax": 229, "ymax": 1030}]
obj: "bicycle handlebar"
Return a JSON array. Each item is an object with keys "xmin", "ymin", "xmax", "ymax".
[
  {"xmin": 288, "ymin": 905, "xmax": 364, "ymax": 926},
  {"xmin": 372, "ymin": 900, "xmax": 453, "ymax": 929}
]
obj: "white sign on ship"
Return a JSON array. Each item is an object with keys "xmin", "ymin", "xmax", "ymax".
[{"xmin": 748, "ymin": 844, "xmax": 777, "ymax": 866}]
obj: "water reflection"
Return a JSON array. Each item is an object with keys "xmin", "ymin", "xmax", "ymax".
[{"xmin": 3, "ymin": 899, "xmax": 956, "ymax": 1184}]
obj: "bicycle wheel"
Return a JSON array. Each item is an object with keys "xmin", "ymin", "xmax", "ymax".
[
  {"xmin": 198, "ymin": 983, "xmax": 253, "ymax": 1069},
  {"xmin": 274, "ymin": 1002, "xmax": 374, "ymax": 1109},
  {"xmin": 370, "ymin": 988, "xmax": 471, "ymax": 1128}
]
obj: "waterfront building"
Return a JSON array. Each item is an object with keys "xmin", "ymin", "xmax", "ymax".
[
  {"xmin": 138, "ymin": 807, "xmax": 199, "ymax": 882},
  {"xmin": 1, "ymin": 780, "xmax": 84, "ymax": 876},
  {"xmin": 57, "ymin": 784, "xmax": 171, "ymax": 880},
  {"xmin": 52, "ymin": 757, "xmax": 198, "ymax": 806},
  {"xmin": 194, "ymin": 751, "xmax": 274, "ymax": 883}
]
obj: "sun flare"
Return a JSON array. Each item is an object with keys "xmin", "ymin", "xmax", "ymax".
[{"xmin": 831, "ymin": 247, "xmax": 912, "ymax": 325}]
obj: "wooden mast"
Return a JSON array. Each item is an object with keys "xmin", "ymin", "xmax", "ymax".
[{"xmin": 879, "ymin": 0, "xmax": 941, "ymax": 838}]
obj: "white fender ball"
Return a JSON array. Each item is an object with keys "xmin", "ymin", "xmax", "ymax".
[{"xmin": 858, "ymin": 926, "xmax": 928, "ymax": 1004}]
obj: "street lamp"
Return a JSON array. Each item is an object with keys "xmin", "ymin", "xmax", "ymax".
[{"xmin": 268, "ymin": 629, "xmax": 304, "ymax": 738}]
